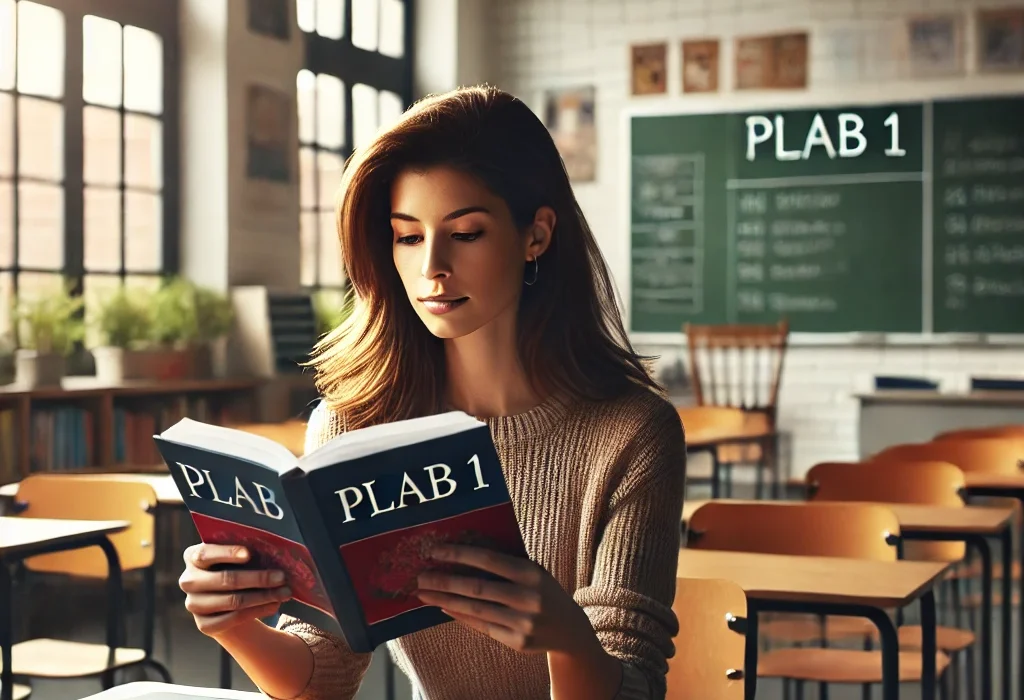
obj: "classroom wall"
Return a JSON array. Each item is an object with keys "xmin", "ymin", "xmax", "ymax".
[{"xmin": 481, "ymin": 0, "xmax": 1024, "ymax": 478}]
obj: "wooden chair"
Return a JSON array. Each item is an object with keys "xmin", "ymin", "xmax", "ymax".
[
  {"xmin": 667, "ymin": 578, "xmax": 748, "ymax": 699},
  {"xmin": 11, "ymin": 475, "xmax": 172, "ymax": 690},
  {"xmin": 807, "ymin": 460, "xmax": 976, "ymax": 695},
  {"xmin": 686, "ymin": 501, "xmax": 950, "ymax": 695},
  {"xmin": 676, "ymin": 406, "xmax": 748, "ymax": 496},
  {"xmin": 684, "ymin": 321, "xmax": 788, "ymax": 499}
]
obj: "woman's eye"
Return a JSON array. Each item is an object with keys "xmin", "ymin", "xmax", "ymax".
[
  {"xmin": 395, "ymin": 234, "xmax": 422, "ymax": 245},
  {"xmin": 452, "ymin": 230, "xmax": 483, "ymax": 241}
]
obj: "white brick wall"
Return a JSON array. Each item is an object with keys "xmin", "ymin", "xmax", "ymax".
[{"xmin": 482, "ymin": 0, "xmax": 1024, "ymax": 479}]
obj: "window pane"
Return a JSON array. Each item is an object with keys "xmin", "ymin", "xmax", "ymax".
[
  {"xmin": 317, "ymin": 151, "xmax": 344, "ymax": 208},
  {"xmin": 315, "ymin": 0, "xmax": 343, "ymax": 39},
  {"xmin": 83, "ymin": 273, "xmax": 121, "ymax": 348},
  {"xmin": 379, "ymin": 90, "xmax": 403, "ymax": 131},
  {"xmin": 299, "ymin": 147, "xmax": 316, "ymax": 209},
  {"xmin": 18, "ymin": 96, "xmax": 63, "ymax": 181},
  {"xmin": 82, "ymin": 15, "xmax": 122, "ymax": 107},
  {"xmin": 17, "ymin": 182, "xmax": 63, "ymax": 269},
  {"xmin": 352, "ymin": 83, "xmax": 378, "ymax": 151},
  {"xmin": 300, "ymin": 211, "xmax": 317, "ymax": 286},
  {"xmin": 379, "ymin": 0, "xmax": 404, "ymax": 58},
  {"xmin": 124, "ymin": 114, "xmax": 162, "ymax": 189},
  {"xmin": 0, "ymin": 271, "xmax": 11, "ymax": 336},
  {"xmin": 316, "ymin": 73, "xmax": 344, "ymax": 149},
  {"xmin": 124, "ymin": 191, "xmax": 161, "ymax": 270},
  {"xmin": 16, "ymin": 2, "xmax": 64, "ymax": 98},
  {"xmin": 0, "ymin": 93, "xmax": 11, "ymax": 177},
  {"xmin": 123, "ymin": 25, "xmax": 162, "ymax": 114},
  {"xmin": 0, "ymin": 183, "xmax": 11, "ymax": 266},
  {"xmin": 296, "ymin": 0, "xmax": 315, "ymax": 33},
  {"xmin": 125, "ymin": 274, "xmax": 159, "ymax": 293},
  {"xmin": 297, "ymin": 69, "xmax": 316, "ymax": 144},
  {"xmin": 16, "ymin": 271, "xmax": 63, "ymax": 302},
  {"xmin": 84, "ymin": 187, "xmax": 121, "ymax": 271},
  {"xmin": 319, "ymin": 210, "xmax": 342, "ymax": 285},
  {"xmin": 352, "ymin": 0, "xmax": 378, "ymax": 51},
  {"xmin": 0, "ymin": 0, "xmax": 14, "ymax": 91},
  {"xmin": 83, "ymin": 105, "xmax": 121, "ymax": 186}
]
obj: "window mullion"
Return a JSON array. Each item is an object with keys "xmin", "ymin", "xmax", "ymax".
[{"xmin": 63, "ymin": 6, "xmax": 85, "ymax": 294}]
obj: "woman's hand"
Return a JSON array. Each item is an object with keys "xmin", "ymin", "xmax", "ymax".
[
  {"xmin": 414, "ymin": 544, "xmax": 601, "ymax": 657},
  {"xmin": 179, "ymin": 543, "xmax": 293, "ymax": 638}
]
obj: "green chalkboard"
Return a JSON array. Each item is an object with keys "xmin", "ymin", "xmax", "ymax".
[
  {"xmin": 932, "ymin": 96, "xmax": 1024, "ymax": 334},
  {"xmin": 629, "ymin": 95, "xmax": 1024, "ymax": 335}
]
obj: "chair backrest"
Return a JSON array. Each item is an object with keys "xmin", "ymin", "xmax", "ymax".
[
  {"xmin": 806, "ymin": 460, "xmax": 966, "ymax": 562},
  {"xmin": 667, "ymin": 577, "xmax": 747, "ymax": 700},
  {"xmin": 871, "ymin": 437, "xmax": 1024, "ymax": 475},
  {"xmin": 687, "ymin": 500, "xmax": 899, "ymax": 561},
  {"xmin": 683, "ymin": 321, "xmax": 789, "ymax": 424},
  {"xmin": 934, "ymin": 425, "xmax": 1024, "ymax": 441},
  {"xmin": 14, "ymin": 474, "xmax": 157, "ymax": 577}
]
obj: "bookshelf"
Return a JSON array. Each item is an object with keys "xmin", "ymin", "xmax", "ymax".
[{"xmin": 0, "ymin": 377, "xmax": 263, "ymax": 483}]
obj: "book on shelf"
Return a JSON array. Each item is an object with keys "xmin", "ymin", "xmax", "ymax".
[{"xmin": 153, "ymin": 411, "xmax": 526, "ymax": 653}]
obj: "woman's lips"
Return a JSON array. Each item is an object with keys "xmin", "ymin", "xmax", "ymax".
[{"xmin": 420, "ymin": 298, "xmax": 468, "ymax": 315}]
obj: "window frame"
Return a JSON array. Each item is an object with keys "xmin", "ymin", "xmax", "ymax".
[{"xmin": 1, "ymin": 0, "xmax": 179, "ymax": 303}]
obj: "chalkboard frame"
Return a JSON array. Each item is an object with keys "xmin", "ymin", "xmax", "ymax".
[{"xmin": 620, "ymin": 81, "xmax": 1024, "ymax": 346}]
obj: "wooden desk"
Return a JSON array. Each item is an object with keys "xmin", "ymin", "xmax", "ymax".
[
  {"xmin": 856, "ymin": 390, "xmax": 1024, "ymax": 458},
  {"xmin": 679, "ymin": 549, "xmax": 948, "ymax": 700},
  {"xmin": 0, "ymin": 517, "xmax": 128, "ymax": 700},
  {"xmin": 0, "ymin": 474, "xmax": 182, "ymax": 507}
]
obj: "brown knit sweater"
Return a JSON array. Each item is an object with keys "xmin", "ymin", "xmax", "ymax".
[{"xmin": 272, "ymin": 386, "xmax": 687, "ymax": 700}]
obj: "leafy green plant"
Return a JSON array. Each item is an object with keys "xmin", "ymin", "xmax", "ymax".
[
  {"xmin": 313, "ymin": 289, "xmax": 355, "ymax": 337},
  {"xmin": 149, "ymin": 277, "xmax": 199, "ymax": 347},
  {"xmin": 194, "ymin": 285, "xmax": 235, "ymax": 343},
  {"xmin": 12, "ymin": 284, "xmax": 86, "ymax": 356},
  {"xmin": 92, "ymin": 286, "xmax": 153, "ymax": 348}
]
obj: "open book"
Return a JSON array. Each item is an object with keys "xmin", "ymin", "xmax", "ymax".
[{"xmin": 153, "ymin": 410, "xmax": 527, "ymax": 652}]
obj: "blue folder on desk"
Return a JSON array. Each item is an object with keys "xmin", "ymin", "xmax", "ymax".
[
  {"xmin": 875, "ymin": 376, "xmax": 939, "ymax": 391},
  {"xmin": 970, "ymin": 377, "xmax": 1024, "ymax": 392}
]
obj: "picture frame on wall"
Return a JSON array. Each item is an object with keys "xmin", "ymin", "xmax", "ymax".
[
  {"xmin": 905, "ymin": 13, "xmax": 964, "ymax": 78},
  {"xmin": 247, "ymin": 0, "xmax": 291, "ymax": 41},
  {"xmin": 246, "ymin": 84, "xmax": 292, "ymax": 183},
  {"xmin": 976, "ymin": 8, "xmax": 1024, "ymax": 73},
  {"xmin": 735, "ymin": 32, "xmax": 808, "ymax": 89},
  {"xmin": 542, "ymin": 86, "xmax": 597, "ymax": 183},
  {"xmin": 773, "ymin": 32, "xmax": 809, "ymax": 88},
  {"xmin": 682, "ymin": 39, "xmax": 719, "ymax": 93},
  {"xmin": 631, "ymin": 43, "xmax": 668, "ymax": 95}
]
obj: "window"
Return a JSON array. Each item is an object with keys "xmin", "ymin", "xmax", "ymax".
[
  {"xmin": 0, "ymin": 0, "xmax": 178, "ymax": 340},
  {"xmin": 296, "ymin": 0, "xmax": 411, "ymax": 299}
]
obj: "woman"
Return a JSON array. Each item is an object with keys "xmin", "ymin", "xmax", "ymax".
[{"xmin": 178, "ymin": 86, "xmax": 687, "ymax": 700}]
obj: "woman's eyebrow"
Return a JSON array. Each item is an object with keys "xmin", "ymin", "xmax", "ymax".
[{"xmin": 389, "ymin": 206, "xmax": 491, "ymax": 222}]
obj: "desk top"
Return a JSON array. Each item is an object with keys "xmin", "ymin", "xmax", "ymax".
[
  {"xmin": 0, "ymin": 517, "xmax": 129, "ymax": 556},
  {"xmin": 856, "ymin": 390, "xmax": 1024, "ymax": 406},
  {"xmin": 678, "ymin": 549, "xmax": 950, "ymax": 608},
  {"xmin": 0, "ymin": 474, "xmax": 182, "ymax": 506},
  {"xmin": 681, "ymin": 499, "xmax": 1015, "ymax": 535},
  {"xmin": 963, "ymin": 471, "xmax": 1024, "ymax": 492}
]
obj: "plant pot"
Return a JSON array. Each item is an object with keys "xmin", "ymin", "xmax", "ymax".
[
  {"xmin": 94, "ymin": 346, "xmax": 199, "ymax": 382},
  {"xmin": 93, "ymin": 346, "xmax": 126, "ymax": 383},
  {"xmin": 14, "ymin": 349, "xmax": 65, "ymax": 388}
]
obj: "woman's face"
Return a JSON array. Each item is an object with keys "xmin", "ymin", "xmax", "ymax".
[{"xmin": 390, "ymin": 166, "xmax": 551, "ymax": 340}]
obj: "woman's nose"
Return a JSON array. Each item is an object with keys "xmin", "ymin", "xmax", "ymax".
[{"xmin": 420, "ymin": 235, "xmax": 452, "ymax": 280}]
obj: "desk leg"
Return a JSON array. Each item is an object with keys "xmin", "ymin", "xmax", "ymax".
[
  {"xmin": 711, "ymin": 451, "xmax": 722, "ymax": 499},
  {"xmin": 970, "ymin": 535, "xmax": 993, "ymax": 700},
  {"xmin": 742, "ymin": 605, "xmax": 759, "ymax": 700},
  {"xmin": 220, "ymin": 647, "xmax": 232, "ymax": 688},
  {"xmin": 96, "ymin": 537, "xmax": 125, "ymax": 690},
  {"xmin": 0, "ymin": 562, "xmax": 11, "ymax": 700},
  {"xmin": 920, "ymin": 590, "xmax": 937, "ymax": 700},
  {"xmin": 999, "ymin": 527, "xmax": 1012, "ymax": 700}
]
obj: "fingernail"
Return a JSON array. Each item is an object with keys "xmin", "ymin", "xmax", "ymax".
[
  {"xmin": 278, "ymin": 587, "xmax": 292, "ymax": 598},
  {"xmin": 235, "ymin": 548, "xmax": 248, "ymax": 560},
  {"xmin": 270, "ymin": 571, "xmax": 286, "ymax": 585}
]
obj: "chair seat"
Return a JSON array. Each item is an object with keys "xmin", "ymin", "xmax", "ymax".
[
  {"xmin": 7, "ymin": 639, "xmax": 146, "ymax": 677},
  {"xmin": 898, "ymin": 625, "xmax": 975, "ymax": 652},
  {"xmin": 758, "ymin": 647, "xmax": 950, "ymax": 683},
  {"xmin": 760, "ymin": 615, "xmax": 877, "ymax": 644}
]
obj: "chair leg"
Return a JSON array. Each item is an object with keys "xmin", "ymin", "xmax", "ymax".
[
  {"xmin": 755, "ymin": 461, "xmax": 764, "ymax": 500},
  {"xmin": 142, "ymin": 659, "xmax": 173, "ymax": 683},
  {"xmin": 964, "ymin": 646, "xmax": 975, "ymax": 700},
  {"xmin": 861, "ymin": 683, "xmax": 871, "ymax": 700},
  {"xmin": 794, "ymin": 680, "xmax": 804, "ymax": 700}
]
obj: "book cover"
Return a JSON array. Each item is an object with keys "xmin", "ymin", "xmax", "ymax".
[{"xmin": 154, "ymin": 413, "xmax": 526, "ymax": 652}]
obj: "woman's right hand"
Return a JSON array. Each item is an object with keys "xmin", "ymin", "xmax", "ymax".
[{"xmin": 179, "ymin": 543, "xmax": 293, "ymax": 638}]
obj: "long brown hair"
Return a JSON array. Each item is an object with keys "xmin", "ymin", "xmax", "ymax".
[{"xmin": 310, "ymin": 85, "xmax": 659, "ymax": 429}]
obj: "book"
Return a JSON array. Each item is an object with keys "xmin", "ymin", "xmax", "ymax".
[
  {"xmin": 81, "ymin": 681, "xmax": 262, "ymax": 700},
  {"xmin": 153, "ymin": 411, "xmax": 527, "ymax": 653}
]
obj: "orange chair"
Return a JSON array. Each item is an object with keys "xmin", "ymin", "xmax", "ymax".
[
  {"xmin": 806, "ymin": 460, "xmax": 976, "ymax": 695},
  {"xmin": 687, "ymin": 501, "xmax": 950, "ymax": 696},
  {"xmin": 667, "ymin": 578, "xmax": 748, "ymax": 699}
]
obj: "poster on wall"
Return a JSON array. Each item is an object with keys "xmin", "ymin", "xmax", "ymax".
[
  {"xmin": 248, "ymin": 0, "xmax": 291, "ymax": 40},
  {"xmin": 976, "ymin": 8, "xmax": 1024, "ymax": 73},
  {"xmin": 630, "ymin": 43, "xmax": 668, "ymax": 95},
  {"xmin": 246, "ymin": 84, "xmax": 291, "ymax": 183},
  {"xmin": 682, "ymin": 39, "xmax": 719, "ymax": 93},
  {"xmin": 542, "ymin": 86, "xmax": 596, "ymax": 183},
  {"xmin": 773, "ymin": 32, "xmax": 809, "ymax": 88},
  {"xmin": 735, "ymin": 32, "xmax": 808, "ymax": 89},
  {"xmin": 905, "ymin": 14, "xmax": 964, "ymax": 78}
]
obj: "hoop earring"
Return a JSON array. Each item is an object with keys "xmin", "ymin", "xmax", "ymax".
[{"xmin": 524, "ymin": 257, "xmax": 539, "ymax": 286}]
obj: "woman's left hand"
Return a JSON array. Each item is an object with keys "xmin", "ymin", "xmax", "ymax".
[{"xmin": 414, "ymin": 544, "xmax": 599, "ymax": 656}]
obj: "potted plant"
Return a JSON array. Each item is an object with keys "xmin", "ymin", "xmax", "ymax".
[
  {"xmin": 193, "ymin": 284, "xmax": 235, "ymax": 378},
  {"xmin": 90, "ymin": 286, "xmax": 155, "ymax": 383},
  {"xmin": 11, "ymin": 284, "xmax": 85, "ymax": 388}
]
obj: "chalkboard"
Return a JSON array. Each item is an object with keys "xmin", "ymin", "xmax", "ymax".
[{"xmin": 629, "ymin": 94, "xmax": 1024, "ymax": 335}]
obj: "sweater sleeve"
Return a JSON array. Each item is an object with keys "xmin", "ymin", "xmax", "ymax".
[
  {"xmin": 572, "ymin": 400, "xmax": 686, "ymax": 700},
  {"xmin": 271, "ymin": 401, "xmax": 373, "ymax": 700}
]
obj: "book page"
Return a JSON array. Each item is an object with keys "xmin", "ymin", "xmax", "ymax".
[
  {"xmin": 80, "ymin": 682, "xmax": 262, "ymax": 700},
  {"xmin": 159, "ymin": 418, "xmax": 297, "ymax": 472}
]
